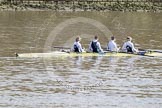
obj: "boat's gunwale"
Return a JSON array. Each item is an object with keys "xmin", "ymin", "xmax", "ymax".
[{"xmin": 15, "ymin": 51, "xmax": 161, "ymax": 58}]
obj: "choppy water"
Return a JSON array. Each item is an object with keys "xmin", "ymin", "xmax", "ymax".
[{"xmin": 0, "ymin": 11, "xmax": 162, "ymax": 108}]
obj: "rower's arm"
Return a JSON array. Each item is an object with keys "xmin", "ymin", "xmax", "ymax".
[
  {"xmin": 78, "ymin": 43, "xmax": 84, "ymax": 52},
  {"xmin": 114, "ymin": 42, "xmax": 119, "ymax": 52},
  {"xmin": 121, "ymin": 43, "xmax": 127, "ymax": 52},
  {"xmin": 89, "ymin": 41, "xmax": 92, "ymax": 51},
  {"xmin": 97, "ymin": 42, "xmax": 103, "ymax": 52},
  {"xmin": 131, "ymin": 43, "xmax": 138, "ymax": 52}
]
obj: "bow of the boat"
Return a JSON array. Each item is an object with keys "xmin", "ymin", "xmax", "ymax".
[{"xmin": 15, "ymin": 51, "xmax": 70, "ymax": 58}]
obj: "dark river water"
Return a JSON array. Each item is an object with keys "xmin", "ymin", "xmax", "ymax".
[{"xmin": 0, "ymin": 11, "xmax": 162, "ymax": 108}]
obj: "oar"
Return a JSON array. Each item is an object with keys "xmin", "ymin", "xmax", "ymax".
[
  {"xmin": 53, "ymin": 46, "xmax": 71, "ymax": 49},
  {"xmin": 148, "ymin": 50, "xmax": 162, "ymax": 53},
  {"xmin": 139, "ymin": 49, "xmax": 162, "ymax": 53}
]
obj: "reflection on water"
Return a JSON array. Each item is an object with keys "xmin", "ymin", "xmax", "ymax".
[
  {"xmin": 0, "ymin": 11, "xmax": 162, "ymax": 108},
  {"xmin": 0, "ymin": 56, "xmax": 162, "ymax": 108}
]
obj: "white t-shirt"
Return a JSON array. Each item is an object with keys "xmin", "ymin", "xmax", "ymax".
[
  {"xmin": 107, "ymin": 40, "xmax": 118, "ymax": 52},
  {"xmin": 122, "ymin": 41, "xmax": 138, "ymax": 52},
  {"xmin": 89, "ymin": 40, "xmax": 103, "ymax": 52},
  {"xmin": 73, "ymin": 41, "xmax": 84, "ymax": 52}
]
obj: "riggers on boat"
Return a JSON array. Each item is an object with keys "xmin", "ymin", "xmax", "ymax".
[{"xmin": 15, "ymin": 51, "xmax": 162, "ymax": 58}]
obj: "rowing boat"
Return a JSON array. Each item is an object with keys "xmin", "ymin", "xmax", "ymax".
[{"xmin": 15, "ymin": 51, "xmax": 162, "ymax": 58}]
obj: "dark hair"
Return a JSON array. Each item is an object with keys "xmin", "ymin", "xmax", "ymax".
[
  {"xmin": 127, "ymin": 36, "xmax": 132, "ymax": 40},
  {"xmin": 111, "ymin": 36, "xmax": 115, "ymax": 40},
  {"xmin": 94, "ymin": 36, "xmax": 98, "ymax": 39}
]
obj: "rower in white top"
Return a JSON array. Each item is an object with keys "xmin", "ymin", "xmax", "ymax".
[
  {"xmin": 72, "ymin": 36, "xmax": 85, "ymax": 53},
  {"xmin": 121, "ymin": 36, "xmax": 138, "ymax": 53},
  {"xmin": 89, "ymin": 36, "xmax": 103, "ymax": 53},
  {"xmin": 107, "ymin": 36, "xmax": 120, "ymax": 52}
]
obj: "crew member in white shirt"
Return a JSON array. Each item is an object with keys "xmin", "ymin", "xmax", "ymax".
[
  {"xmin": 89, "ymin": 36, "xmax": 103, "ymax": 53},
  {"xmin": 122, "ymin": 36, "xmax": 138, "ymax": 53},
  {"xmin": 107, "ymin": 36, "xmax": 120, "ymax": 52},
  {"xmin": 72, "ymin": 37, "xmax": 85, "ymax": 53}
]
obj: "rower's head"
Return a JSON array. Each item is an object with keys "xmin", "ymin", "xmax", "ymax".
[
  {"xmin": 111, "ymin": 36, "xmax": 115, "ymax": 41},
  {"xmin": 76, "ymin": 36, "xmax": 81, "ymax": 42},
  {"xmin": 127, "ymin": 36, "xmax": 132, "ymax": 41},
  {"xmin": 94, "ymin": 35, "xmax": 98, "ymax": 40}
]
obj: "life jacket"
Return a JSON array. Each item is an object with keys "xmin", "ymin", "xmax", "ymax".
[
  {"xmin": 91, "ymin": 41, "xmax": 98, "ymax": 53},
  {"xmin": 74, "ymin": 44, "xmax": 79, "ymax": 52},
  {"xmin": 126, "ymin": 45, "xmax": 133, "ymax": 53}
]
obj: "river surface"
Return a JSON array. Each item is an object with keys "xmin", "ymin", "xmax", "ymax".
[{"xmin": 0, "ymin": 11, "xmax": 162, "ymax": 108}]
